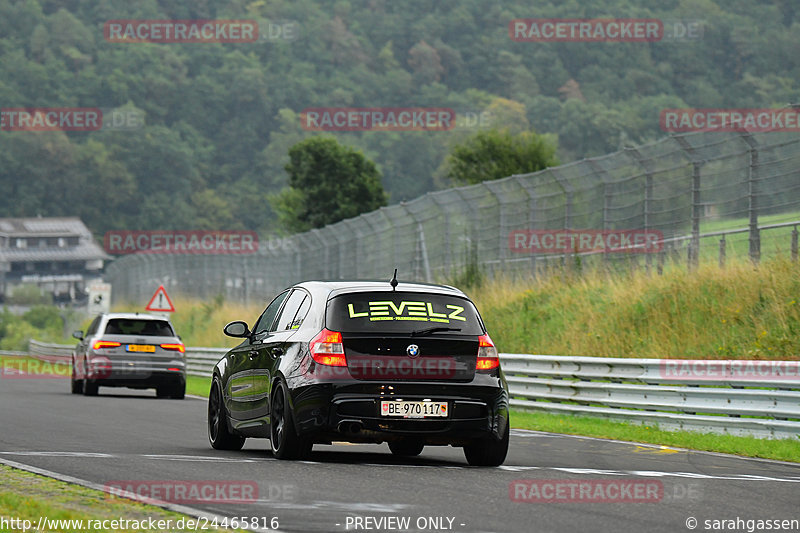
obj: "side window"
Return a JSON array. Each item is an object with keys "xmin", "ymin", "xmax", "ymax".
[
  {"xmin": 289, "ymin": 294, "xmax": 312, "ymax": 330},
  {"xmin": 274, "ymin": 290, "xmax": 308, "ymax": 332},
  {"xmin": 253, "ymin": 291, "xmax": 289, "ymax": 334},
  {"xmin": 86, "ymin": 316, "xmax": 101, "ymax": 336}
]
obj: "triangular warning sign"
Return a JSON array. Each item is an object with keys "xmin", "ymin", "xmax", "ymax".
[{"xmin": 145, "ymin": 285, "xmax": 175, "ymax": 312}]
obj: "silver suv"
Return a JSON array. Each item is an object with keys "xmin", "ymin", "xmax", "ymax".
[{"xmin": 71, "ymin": 313, "xmax": 186, "ymax": 398}]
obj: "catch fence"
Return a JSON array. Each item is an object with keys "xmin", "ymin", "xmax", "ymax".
[{"xmin": 105, "ymin": 128, "xmax": 800, "ymax": 304}]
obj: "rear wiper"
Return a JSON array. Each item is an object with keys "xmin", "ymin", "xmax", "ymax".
[{"xmin": 410, "ymin": 326, "xmax": 462, "ymax": 337}]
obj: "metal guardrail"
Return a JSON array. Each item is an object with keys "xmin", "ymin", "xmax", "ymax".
[
  {"xmin": 24, "ymin": 341, "xmax": 800, "ymax": 439},
  {"xmin": 502, "ymin": 354, "xmax": 800, "ymax": 440},
  {"xmin": 27, "ymin": 340, "xmax": 73, "ymax": 360}
]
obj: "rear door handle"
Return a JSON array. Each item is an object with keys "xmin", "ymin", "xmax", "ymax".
[{"xmin": 270, "ymin": 347, "xmax": 284, "ymax": 357}]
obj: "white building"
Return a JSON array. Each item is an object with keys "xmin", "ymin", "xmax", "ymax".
[{"xmin": 0, "ymin": 217, "xmax": 109, "ymax": 303}]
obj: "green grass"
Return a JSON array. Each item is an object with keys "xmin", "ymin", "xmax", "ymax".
[
  {"xmin": 510, "ymin": 410, "xmax": 800, "ymax": 463},
  {"xmin": 696, "ymin": 211, "xmax": 800, "ymax": 263},
  {"xmin": 472, "ymin": 257, "xmax": 800, "ymax": 359},
  {"xmin": 187, "ymin": 374, "xmax": 211, "ymax": 397},
  {"xmin": 0, "ymin": 464, "xmax": 244, "ymax": 532}
]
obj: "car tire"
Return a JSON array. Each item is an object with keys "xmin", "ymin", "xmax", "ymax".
[
  {"xmin": 270, "ymin": 380, "xmax": 312, "ymax": 460},
  {"xmin": 82, "ymin": 380, "xmax": 99, "ymax": 396},
  {"xmin": 463, "ymin": 422, "xmax": 509, "ymax": 467},
  {"xmin": 208, "ymin": 377, "xmax": 245, "ymax": 451},
  {"xmin": 71, "ymin": 360, "xmax": 83, "ymax": 394},
  {"xmin": 388, "ymin": 439, "xmax": 425, "ymax": 457}
]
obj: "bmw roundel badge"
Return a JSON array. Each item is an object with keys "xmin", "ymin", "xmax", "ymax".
[{"xmin": 406, "ymin": 344, "xmax": 420, "ymax": 358}]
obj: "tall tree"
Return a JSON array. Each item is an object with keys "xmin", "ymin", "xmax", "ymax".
[
  {"xmin": 271, "ymin": 137, "xmax": 387, "ymax": 233},
  {"xmin": 443, "ymin": 128, "xmax": 559, "ymax": 186}
]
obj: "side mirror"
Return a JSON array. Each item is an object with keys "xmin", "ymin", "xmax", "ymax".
[
  {"xmin": 72, "ymin": 330, "xmax": 84, "ymax": 340},
  {"xmin": 223, "ymin": 321, "xmax": 251, "ymax": 338}
]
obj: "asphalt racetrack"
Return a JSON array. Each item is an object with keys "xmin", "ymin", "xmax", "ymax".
[{"xmin": 1, "ymin": 378, "xmax": 799, "ymax": 532}]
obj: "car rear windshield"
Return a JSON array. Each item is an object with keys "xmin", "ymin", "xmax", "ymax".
[
  {"xmin": 104, "ymin": 319, "xmax": 175, "ymax": 336},
  {"xmin": 326, "ymin": 291, "xmax": 484, "ymax": 334}
]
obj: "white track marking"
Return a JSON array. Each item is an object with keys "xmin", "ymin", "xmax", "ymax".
[{"xmin": 0, "ymin": 451, "xmax": 113, "ymax": 457}]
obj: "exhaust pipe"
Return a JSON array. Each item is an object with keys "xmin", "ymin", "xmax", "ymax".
[{"xmin": 337, "ymin": 420, "xmax": 363, "ymax": 434}]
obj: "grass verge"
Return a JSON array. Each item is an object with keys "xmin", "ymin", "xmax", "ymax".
[
  {"xmin": 187, "ymin": 374, "xmax": 210, "ymax": 397},
  {"xmin": 471, "ymin": 257, "xmax": 800, "ymax": 359},
  {"xmin": 510, "ymin": 410, "xmax": 800, "ymax": 463},
  {"xmin": 0, "ymin": 464, "xmax": 244, "ymax": 532}
]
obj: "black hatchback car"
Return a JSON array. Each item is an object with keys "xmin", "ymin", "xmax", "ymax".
[{"xmin": 207, "ymin": 280, "xmax": 509, "ymax": 466}]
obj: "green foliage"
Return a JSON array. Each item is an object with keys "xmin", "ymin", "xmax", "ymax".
[
  {"xmin": 0, "ymin": 306, "xmax": 66, "ymax": 351},
  {"xmin": 271, "ymin": 137, "xmax": 387, "ymax": 232},
  {"xmin": 0, "ymin": 1, "xmax": 798, "ymax": 235},
  {"xmin": 5, "ymin": 285, "xmax": 51, "ymax": 306},
  {"xmin": 444, "ymin": 128, "xmax": 559, "ymax": 185},
  {"xmin": 22, "ymin": 306, "xmax": 62, "ymax": 330}
]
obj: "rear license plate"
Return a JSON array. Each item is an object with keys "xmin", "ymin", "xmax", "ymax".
[
  {"xmin": 126, "ymin": 344, "xmax": 155, "ymax": 353},
  {"xmin": 380, "ymin": 401, "xmax": 448, "ymax": 418}
]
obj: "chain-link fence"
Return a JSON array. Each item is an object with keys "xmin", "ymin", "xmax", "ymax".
[{"xmin": 105, "ymin": 128, "xmax": 800, "ymax": 305}]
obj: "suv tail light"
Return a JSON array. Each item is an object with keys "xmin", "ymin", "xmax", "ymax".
[
  {"xmin": 93, "ymin": 340, "xmax": 121, "ymax": 350},
  {"xmin": 160, "ymin": 343, "xmax": 185, "ymax": 353},
  {"xmin": 310, "ymin": 329, "xmax": 346, "ymax": 366},
  {"xmin": 476, "ymin": 334, "xmax": 500, "ymax": 371}
]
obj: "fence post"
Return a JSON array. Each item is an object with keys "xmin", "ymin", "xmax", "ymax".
[
  {"xmin": 625, "ymin": 147, "xmax": 655, "ymax": 274},
  {"xmin": 739, "ymin": 131, "xmax": 761, "ymax": 265},
  {"xmin": 415, "ymin": 223, "xmax": 433, "ymax": 282},
  {"xmin": 792, "ymin": 226, "xmax": 798, "ymax": 263},
  {"xmin": 673, "ymin": 136, "xmax": 704, "ymax": 272},
  {"xmin": 483, "ymin": 182, "xmax": 506, "ymax": 272},
  {"xmin": 429, "ymin": 193, "xmax": 451, "ymax": 278},
  {"xmin": 513, "ymin": 174, "xmax": 539, "ymax": 276},
  {"xmin": 587, "ymin": 159, "xmax": 613, "ymax": 269},
  {"xmin": 719, "ymin": 236, "xmax": 726, "ymax": 269},
  {"xmin": 549, "ymin": 168, "xmax": 573, "ymax": 268}
]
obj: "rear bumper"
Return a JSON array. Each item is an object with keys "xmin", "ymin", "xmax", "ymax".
[
  {"xmin": 89, "ymin": 369, "xmax": 185, "ymax": 389},
  {"xmin": 287, "ymin": 378, "xmax": 509, "ymax": 445}
]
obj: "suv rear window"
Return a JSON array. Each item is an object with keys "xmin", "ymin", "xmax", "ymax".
[
  {"xmin": 326, "ymin": 291, "xmax": 484, "ymax": 334},
  {"xmin": 104, "ymin": 319, "xmax": 174, "ymax": 336}
]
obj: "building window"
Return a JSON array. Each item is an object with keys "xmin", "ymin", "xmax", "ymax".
[{"xmin": 15, "ymin": 238, "xmax": 27, "ymax": 249}]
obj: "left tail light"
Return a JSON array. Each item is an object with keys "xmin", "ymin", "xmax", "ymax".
[
  {"xmin": 310, "ymin": 329, "xmax": 347, "ymax": 366},
  {"xmin": 476, "ymin": 334, "xmax": 500, "ymax": 371},
  {"xmin": 92, "ymin": 340, "xmax": 121, "ymax": 350}
]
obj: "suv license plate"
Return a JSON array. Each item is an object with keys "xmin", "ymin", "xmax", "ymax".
[
  {"xmin": 380, "ymin": 401, "xmax": 448, "ymax": 418},
  {"xmin": 126, "ymin": 344, "xmax": 155, "ymax": 353}
]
